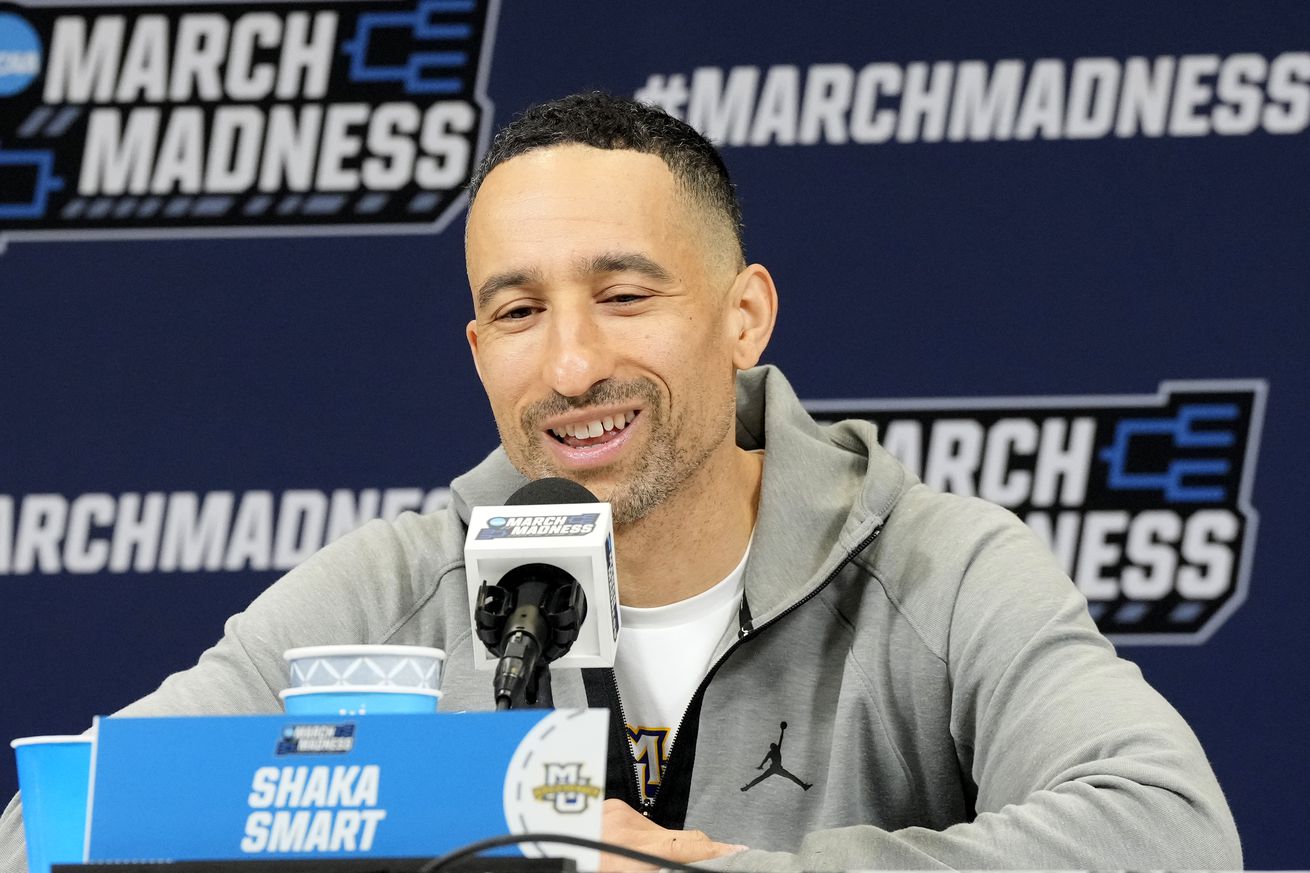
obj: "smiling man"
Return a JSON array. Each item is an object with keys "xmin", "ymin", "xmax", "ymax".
[
  {"xmin": 448, "ymin": 93, "xmax": 1241, "ymax": 869},
  {"xmin": 0, "ymin": 93, "xmax": 1242, "ymax": 872}
]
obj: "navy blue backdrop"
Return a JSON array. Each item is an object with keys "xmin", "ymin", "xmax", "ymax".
[{"xmin": 2, "ymin": 0, "xmax": 1308, "ymax": 866}]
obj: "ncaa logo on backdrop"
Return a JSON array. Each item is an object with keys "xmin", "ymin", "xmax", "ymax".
[
  {"xmin": 0, "ymin": 12, "xmax": 41, "ymax": 95},
  {"xmin": 0, "ymin": 0, "xmax": 499, "ymax": 244},
  {"xmin": 808, "ymin": 380, "xmax": 1266, "ymax": 644}
]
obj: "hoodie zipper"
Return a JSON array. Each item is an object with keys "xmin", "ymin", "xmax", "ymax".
[
  {"xmin": 605, "ymin": 665, "xmax": 654, "ymax": 813},
  {"xmin": 626, "ymin": 522, "xmax": 886, "ymax": 825}
]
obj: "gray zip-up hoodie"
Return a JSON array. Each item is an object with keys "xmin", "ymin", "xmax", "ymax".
[{"xmin": 0, "ymin": 366, "xmax": 1241, "ymax": 871}]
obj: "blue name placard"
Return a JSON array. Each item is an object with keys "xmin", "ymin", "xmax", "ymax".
[{"xmin": 86, "ymin": 709, "xmax": 607, "ymax": 867}]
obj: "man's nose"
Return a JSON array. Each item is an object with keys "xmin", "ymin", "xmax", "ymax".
[{"xmin": 542, "ymin": 309, "xmax": 615, "ymax": 398}]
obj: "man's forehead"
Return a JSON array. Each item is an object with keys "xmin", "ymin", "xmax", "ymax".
[
  {"xmin": 466, "ymin": 146, "xmax": 692, "ymax": 272},
  {"xmin": 465, "ymin": 143, "xmax": 739, "ymax": 294},
  {"xmin": 472, "ymin": 144, "xmax": 679, "ymax": 210}
]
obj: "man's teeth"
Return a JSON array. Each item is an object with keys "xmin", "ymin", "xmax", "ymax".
[{"xmin": 551, "ymin": 411, "xmax": 637, "ymax": 440}]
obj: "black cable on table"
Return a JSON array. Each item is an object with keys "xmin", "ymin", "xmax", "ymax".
[{"xmin": 418, "ymin": 832, "xmax": 705, "ymax": 873}]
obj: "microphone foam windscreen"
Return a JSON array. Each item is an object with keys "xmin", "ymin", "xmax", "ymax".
[{"xmin": 505, "ymin": 477, "xmax": 598, "ymax": 506}]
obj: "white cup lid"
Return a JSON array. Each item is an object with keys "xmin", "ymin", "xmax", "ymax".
[
  {"xmin": 279, "ymin": 686, "xmax": 443, "ymax": 699},
  {"xmin": 283, "ymin": 645, "xmax": 446, "ymax": 662}
]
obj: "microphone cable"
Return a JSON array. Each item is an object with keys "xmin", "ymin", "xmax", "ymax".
[{"xmin": 418, "ymin": 832, "xmax": 707, "ymax": 873}]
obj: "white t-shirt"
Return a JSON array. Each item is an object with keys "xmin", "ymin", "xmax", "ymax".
[{"xmin": 613, "ymin": 543, "xmax": 749, "ymax": 805}]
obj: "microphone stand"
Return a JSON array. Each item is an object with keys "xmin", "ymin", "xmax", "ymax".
[
  {"xmin": 475, "ymin": 565, "xmax": 587, "ymax": 710},
  {"xmin": 491, "ymin": 620, "xmax": 553, "ymax": 710}
]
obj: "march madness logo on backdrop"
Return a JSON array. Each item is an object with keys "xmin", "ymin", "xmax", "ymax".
[
  {"xmin": 0, "ymin": 0, "xmax": 498, "ymax": 245},
  {"xmin": 807, "ymin": 380, "xmax": 1266, "ymax": 644}
]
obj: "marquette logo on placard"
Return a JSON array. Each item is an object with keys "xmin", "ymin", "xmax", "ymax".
[
  {"xmin": 277, "ymin": 723, "xmax": 356, "ymax": 755},
  {"xmin": 0, "ymin": 0, "xmax": 500, "ymax": 244},
  {"xmin": 531, "ymin": 763, "xmax": 601, "ymax": 813},
  {"xmin": 807, "ymin": 380, "xmax": 1266, "ymax": 644},
  {"xmin": 477, "ymin": 513, "xmax": 599, "ymax": 539}
]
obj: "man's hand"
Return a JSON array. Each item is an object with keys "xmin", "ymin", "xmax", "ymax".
[{"xmin": 601, "ymin": 799, "xmax": 748, "ymax": 871}]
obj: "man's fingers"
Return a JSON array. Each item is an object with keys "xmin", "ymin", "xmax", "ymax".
[
  {"xmin": 600, "ymin": 798, "xmax": 749, "ymax": 868},
  {"xmin": 662, "ymin": 829, "xmax": 710, "ymax": 860},
  {"xmin": 661, "ymin": 830, "xmax": 747, "ymax": 863},
  {"xmin": 714, "ymin": 842, "xmax": 751, "ymax": 858}
]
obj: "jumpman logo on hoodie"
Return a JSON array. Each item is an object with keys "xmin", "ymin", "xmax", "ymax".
[{"xmin": 741, "ymin": 720, "xmax": 812, "ymax": 791}]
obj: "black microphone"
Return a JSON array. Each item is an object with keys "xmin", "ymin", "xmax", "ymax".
[{"xmin": 473, "ymin": 478, "xmax": 598, "ymax": 710}]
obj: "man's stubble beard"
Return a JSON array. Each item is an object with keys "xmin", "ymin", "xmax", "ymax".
[{"xmin": 501, "ymin": 377, "xmax": 737, "ymax": 526}]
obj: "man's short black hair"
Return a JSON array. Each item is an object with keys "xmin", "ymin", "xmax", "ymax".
[{"xmin": 468, "ymin": 92, "xmax": 746, "ymax": 266}]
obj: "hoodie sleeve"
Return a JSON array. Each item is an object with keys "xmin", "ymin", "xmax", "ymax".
[{"xmin": 709, "ymin": 504, "xmax": 1242, "ymax": 871}]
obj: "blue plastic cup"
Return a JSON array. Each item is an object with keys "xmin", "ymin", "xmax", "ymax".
[
  {"xmin": 11, "ymin": 735, "xmax": 93, "ymax": 873},
  {"xmin": 279, "ymin": 685, "xmax": 442, "ymax": 715}
]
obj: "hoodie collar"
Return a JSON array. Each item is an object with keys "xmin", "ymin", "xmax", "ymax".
[{"xmin": 733, "ymin": 366, "xmax": 905, "ymax": 623}]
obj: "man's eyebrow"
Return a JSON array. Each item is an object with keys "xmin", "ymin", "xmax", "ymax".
[
  {"xmin": 577, "ymin": 251, "xmax": 674, "ymax": 284},
  {"xmin": 475, "ymin": 268, "xmax": 543, "ymax": 311},
  {"xmin": 475, "ymin": 253, "xmax": 672, "ymax": 311}
]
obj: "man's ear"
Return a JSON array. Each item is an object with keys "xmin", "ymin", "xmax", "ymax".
[
  {"xmin": 728, "ymin": 264, "xmax": 779, "ymax": 370},
  {"xmin": 466, "ymin": 319, "xmax": 485, "ymax": 382}
]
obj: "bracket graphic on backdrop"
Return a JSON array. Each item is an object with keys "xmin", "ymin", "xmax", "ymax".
[{"xmin": 807, "ymin": 380, "xmax": 1267, "ymax": 645}]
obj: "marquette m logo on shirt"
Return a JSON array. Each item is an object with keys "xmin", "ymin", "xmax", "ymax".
[
  {"xmin": 476, "ymin": 513, "xmax": 599, "ymax": 539},
  {"xmin": 808, "ymin": 380, "xmax": 1266, "ymax": 644},
  {"xmin": 0, "ymin": 0, "xmax": 499, "ymax": 246}
]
